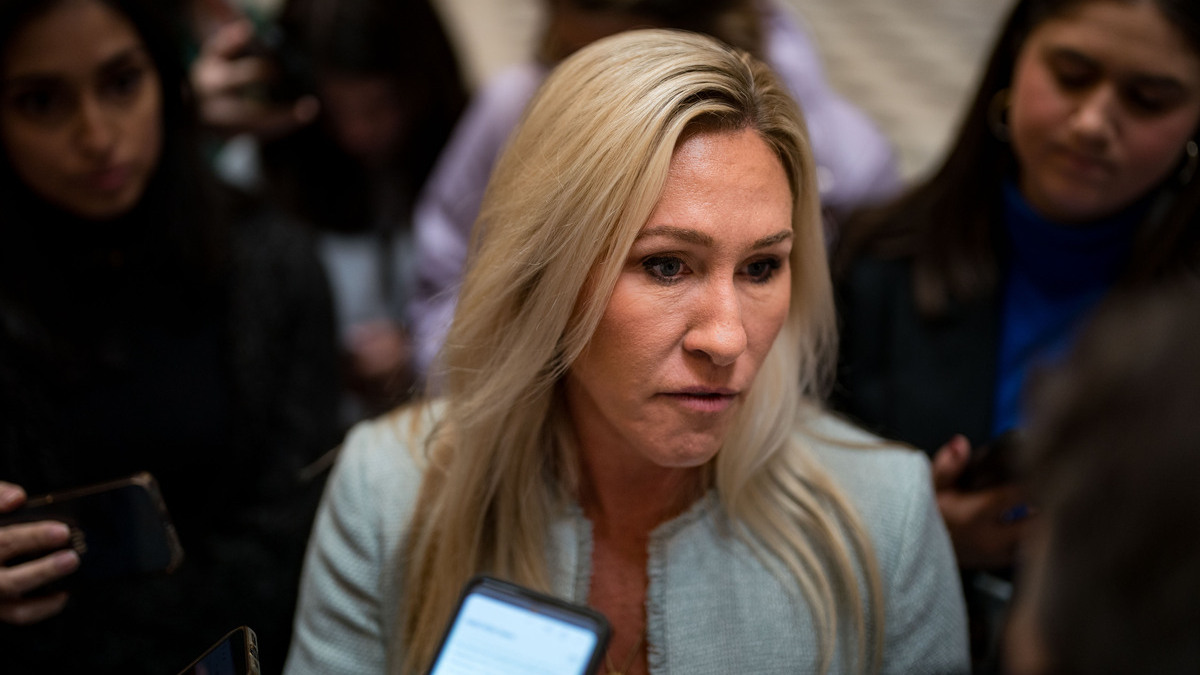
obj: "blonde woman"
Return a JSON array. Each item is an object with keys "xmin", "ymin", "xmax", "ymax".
[{"xmin": 285, "ymin": 29, "xmax": 967, "ymax": 675}]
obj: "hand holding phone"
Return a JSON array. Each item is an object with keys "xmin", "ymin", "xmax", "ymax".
[
  {"xmin": 0, "ymin": 473, "xmax": 184, "ymax": 593},
  {"xmin": 0, "ymin": 482, "xmax": 81, "ymax": 625},
  {"xmin": 932, "ymin": 435, "xmax": 1031, "ymax": 569},
  {"xmin": 190, "ymin": 0, "xmax": 317, "ymax": 138},
  {"xmin": 956, "ymin": 429, "xmax": 1023, "ymax": 492},
  {"xmin": 428, "ymin": 576, "xmax": 611, "ymax": 675}
]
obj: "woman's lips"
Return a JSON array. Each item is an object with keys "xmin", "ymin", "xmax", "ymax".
[
  {"xmin": 1053, "ymin": 148, "xmax": 1113, "ymax": 180},
  {"xmin": 82, "ymin": 165, "xmax": 132, "ymax": 193},
  {"xmin": 661, "ymin": 388, "xmax": 739, "ymax": 414}
]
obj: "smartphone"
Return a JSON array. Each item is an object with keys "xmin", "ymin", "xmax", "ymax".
[
  {"xmin": 427, "ymin": 575, "xmax": 611, "ymax": 675},
  {"xmin": 0, "ymin": 472, "xmax": 184, "ymax": 585},
  {"xmin": 956, "ymin": 429, "xmax": 1023, "ymax": 492},
  {"xmin": 194, "ymin": 0, "xmax": 314, "ymax": 103},
  {"xmin": 177, "ymin": 626, "xmax": 260, "ymax": 675}
]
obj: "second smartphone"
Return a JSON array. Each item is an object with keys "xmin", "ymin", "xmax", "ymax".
[{"xmin": 427, "ymin": 575, "xmax": 611, "ymax": 675}]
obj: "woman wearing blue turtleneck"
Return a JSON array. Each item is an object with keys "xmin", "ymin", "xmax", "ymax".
[
  {"xmin": 993, "ymin": 181, "xmax": 1147, "ymax": 435},
  {"xmin": 831, "ymin": 0, "xmax": 1200, "ymax": 668}
]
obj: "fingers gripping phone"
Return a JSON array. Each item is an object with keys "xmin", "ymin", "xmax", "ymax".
[
  {"xmin": 428, "ymin": 575, "xmax": 612, "ymax": 675},
  {"xmin": 0, "ymin": 472, "xmax": 184, "ymax": 585},
  {"xmin": 195, "ymin": 0, "xmax": 313, "ymax": 102},
  {"xmin": 177, "ymin": 626, "xmax": 260, "ymax": 675},
  {"xmin": 956, "ymin": 429, "xmax": 1023, "ymax": 492}
]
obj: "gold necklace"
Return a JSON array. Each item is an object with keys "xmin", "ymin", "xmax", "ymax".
[{"xmin": 604, "ymin": 632, "xmax": 645, "ymax": 675}]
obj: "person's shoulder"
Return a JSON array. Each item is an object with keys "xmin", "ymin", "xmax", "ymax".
[
  {"xmin": 335, "ymin": 400, "xmax": 443, "ymax": 492},
  {"xmin": 483, "ymin": 62, "xmax": 547, "ymax": 93},
  {"xmin": 470, "ymin": 62, "xmax": 547, "ymax": 119},
  {"xmin": 314, "ymin": 401, "xmax": 443, "ymax": 557},
  {"xmin": 219, "ymin": 188, "xmax": 325, "ymax": 302},
  {"xmin": 801, "ymin": 410, "xmax": 924, "ymax": 463},
  {"xmin": 797, "ymin": 410, "xmax": 932, "ymax": 516},
  {"xmin": 228, "ymin": 196, "xmax": 313, "ymax": 264}
]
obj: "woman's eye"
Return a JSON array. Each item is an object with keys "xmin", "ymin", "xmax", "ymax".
[
  {"xmin": 1126, "ymin": 93, "xmax": 1166, "ymax": 114},
  {"xmin": 1123, "ymin": 85, "xmax": 1182, "ymax": 115},
  {"xmin": 743, "ymin": 257, "xmax": 782, "ymax": 284},
  {"xmin": 1045, "ymin": 52, "xmax": 1098, "ymax": 92},
  {"xmin": 7, "ymin": 87, "xmax": 71, "ymax": 122},
  {"xmin": 102, "ymin": 66, "xmax": 144, "ymax": 101},
  {"xmin": 1053, "ymin": 67, "xmax": 1095, "ymax": 91},
  {"xmin": 643, "ymin": 256, "xmax": 686, "ymax": 282}
]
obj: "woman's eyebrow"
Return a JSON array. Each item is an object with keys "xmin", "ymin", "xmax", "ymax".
[
  {"xmin": 1047, "ymin": 45, "xmax": 1191, "ymax": 92},
  {"xmin": 753, "ymin": 230, "xmax": 793, "ymax": 249},
  {"xmin": 1125, "ymin": 73, "xmax": 1187, "ymax": 95},
  {"xmin": 96, "ymin": 46, "xmax": 151, "ymax": 73},
  {"xmin": 635, "ymin": 227, "xmax": 794, "ymax": 249},
  {"xmin": 637, "ymin": 225, "xmax": 714, "ymax": 246},
  {"xmin": 1, "ymin": 71, "xmax": 61, "ymax": 90},
  {"xmin": 1044, "ymin": 46, "xmax": 1097, "ymax": 69},
  {"xmin": 2, "ymin": 46, "xmax": 148, "ymax": 87}
]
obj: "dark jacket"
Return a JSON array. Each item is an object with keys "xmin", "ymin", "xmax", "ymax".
[
  {"xmin": 0, "ymin": 209, "xmax": 339, "ymax": 674},
  {"xmin": 833, "ymin": 255, "xmax": 1000, "ymax": 455}
]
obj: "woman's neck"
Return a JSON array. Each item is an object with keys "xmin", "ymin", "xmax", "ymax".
[
  {"xmin": 577, "ymin": 449, "xmax": 706, "ymax": 539},
  {"xmin": 1002, "ymin": 181, "xmax": 1143, "ymax": 292}
]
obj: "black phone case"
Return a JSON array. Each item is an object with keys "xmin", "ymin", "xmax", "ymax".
[
  {"xmin": 176, "ymin": 625, "xmax": 261, "ymax": 675},
  {"xmin": 0, "ymin": 472, "xmax": 184, "ymax": 583}
]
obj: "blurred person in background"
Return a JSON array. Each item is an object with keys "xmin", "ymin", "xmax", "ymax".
[
  {"xmin": 832, "ymin": 0, "xmax": 1200, "ymax": 668},
  {"xmin": 1006, "ymin": 285, "xmax": 1200, "ymax": 675},
  {"xmin": 0, "ymin": 0, "xmax": 338, "ymax": 670},
  {"xmin": 191, "ymin": 0, "xmax": 467, "ymax": 422}
]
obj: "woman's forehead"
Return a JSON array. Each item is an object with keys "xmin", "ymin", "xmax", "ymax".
[{"xmin": 3, "ymin": 0, "xmax": 145, "ymax": 81}]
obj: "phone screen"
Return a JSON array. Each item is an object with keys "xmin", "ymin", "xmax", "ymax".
[
  {"xmin": 192, "ymin": 639, "xmax": 235, "ymax": 675},
  {"xmin": 429, "ymin": 577, "xmax": 609, "ymax": 675}
]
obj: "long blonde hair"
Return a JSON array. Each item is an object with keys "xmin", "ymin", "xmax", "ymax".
[{"xmin": 399, "ymin": 29, "xmax": 883, "ymax": 674}]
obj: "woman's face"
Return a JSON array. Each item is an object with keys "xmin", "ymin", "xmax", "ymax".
[
  {"xmin": 1009, "ymin": 0, "xmax": 1200, "ymax": 223},
  {"xmin": 0, "ymin": 0, "xmax": 162, "ymax": 220},
  {"xmin": 565, "ymin": 128, "xmax": 794, "ymax": 474},
  {"xmin": 318, "ymin": 72, "xmax": 409, "ymax": 170}
]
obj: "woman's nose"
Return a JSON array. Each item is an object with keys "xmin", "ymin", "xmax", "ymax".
[
  {"xmin": 1069, "ymin": 85, "xmax": 1118, "ymax": 148},
  {"xmin": 75, "ymin": 96, "xmax": 116, "ymax": 159},
  {"xmin": 682, "ymin": 280, "xmax": 748, "ymax": 367}
]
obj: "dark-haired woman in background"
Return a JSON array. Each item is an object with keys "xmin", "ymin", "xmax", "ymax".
[
  {"xmin": 832, "ymin": 0, "xmax": 1200, "ymax": 668},
  {"xmin": 0, "ymin": 0, "xmax": 339, "ymax": 671}
]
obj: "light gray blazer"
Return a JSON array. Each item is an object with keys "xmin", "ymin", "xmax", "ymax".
[{"xmin": 284, "ymin": 405, "xmax": 969, "ymax": 674}]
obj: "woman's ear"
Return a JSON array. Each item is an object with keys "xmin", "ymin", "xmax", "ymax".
[{"xmin": 1178, "ymin": 137, "xmax": 1199, "ymax": 186}]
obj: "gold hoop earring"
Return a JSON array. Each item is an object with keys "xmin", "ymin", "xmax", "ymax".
[
  {"xmin": 1179, "ymin": 140, "xmax": 1199, "ymax": 186},
  {"xmin": 988, "ymin": 89, "xmax": 1011, "ymax": 142}
]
